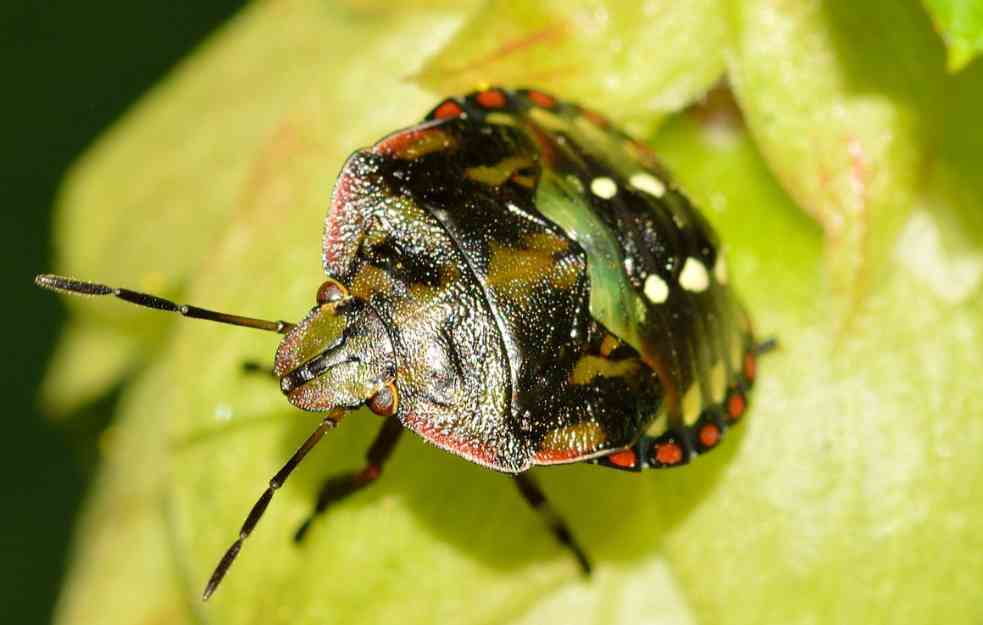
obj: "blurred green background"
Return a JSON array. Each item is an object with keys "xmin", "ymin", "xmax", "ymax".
[{"xmin": 1, "ymin": 3, "xmax": 243, "ymax": 623}]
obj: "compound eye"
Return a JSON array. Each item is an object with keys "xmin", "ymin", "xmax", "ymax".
[
  {"xmin": 367, "ymin": 381, "xmax": 399, "ymax": 417},
  {"xmin": 316, "ymin": 278, "xmax": 348, "ymax": 306}
]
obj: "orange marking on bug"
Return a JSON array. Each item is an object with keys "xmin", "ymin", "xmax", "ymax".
[
  {"xmin": 699, "ymin": 423, "xmax": 720, "ymax": 448},
  {"xmin": 743, "ymin": 352, "xmax": 757, "ymax": 384},
  {"xmin": 476, "ymin": 89, "xmax": 507, "ymax": 109},
  {"xmin": 434, "ymin": 100, "xmax": 463, "ymax": 119},
  {"xmin": 607, "ymin": 449, "xmax": 637, "ymax": 468},
  {"xmin": 527, "ymin": 90, "xmax": 556, "ymax": 108},
  {"xmin": 655, "ymin": 442, "xmax": 683, "ymax": 465},
  {"xmin": 727, "ymin": 392, "xmax": 746, "ymax": 420}
]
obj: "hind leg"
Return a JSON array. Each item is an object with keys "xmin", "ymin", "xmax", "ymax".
[{"xmin": 513, "ymin": 472, "xmax": 592, "ymax": 575}]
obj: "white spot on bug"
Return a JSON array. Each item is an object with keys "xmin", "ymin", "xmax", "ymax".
[
  {"xmin": 644, "ymin": 274, "xmax": 669, "ymax": 304},
  {"xmin": 679, "ymin": 257, "xmax": 710, "ymax": 293},
  {"xmin": 682, "ymin": 383, "xmax": 702, "ymax": 425},
  {"xmin": 714, "ymin": 254, "xmax": 728, "ymax": 285},
  {"xmin": 629, "ymin": 172, "xmax": 666, "ymax": 198},
  {"xmin": 590, "ymin": 176, "xmax": 618, "ymax": 199},
  {"xmin": 623, "ymin": 257, "xmax": 634, "ymax": 274}
]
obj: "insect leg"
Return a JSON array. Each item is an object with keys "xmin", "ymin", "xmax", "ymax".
[
  {"xmin": 513, "ymin": 473, "xmax": 592, "ymax": 576},
  {"xmin": 35, "ymin": 274, "xmax": 294, "ymax": 334},
  {"xmin": 202, "ymin": 410, "xmax": 343, "ymax": 601},
  {"xmin": 293, "ymin": 416, "xmax": 403, "ymax": 542}
]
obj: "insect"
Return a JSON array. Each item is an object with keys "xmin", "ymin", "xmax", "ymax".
[{"xmin": 37, "ymin": 87, "xmax": 768, "ymax": 600}]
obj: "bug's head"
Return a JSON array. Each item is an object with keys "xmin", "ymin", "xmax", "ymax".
[{"xmin": 274, "ymin": 278, "xmax": 399, "ymax": 417}]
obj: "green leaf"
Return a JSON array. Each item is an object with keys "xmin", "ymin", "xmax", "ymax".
[
  {"xmin": 726, "ymin": 0, "xmax": 983, "ymax": 325},
  {"xmin": 922, "ymin": 0, "xmax": 983, "ymax": 71},
  {"xmin": 47, "ymin": 1, "xmax": 983, "ymax": 625},
  {"xmin": 413, "ymin": 0, "xmax": 728, "ymax": 135}
]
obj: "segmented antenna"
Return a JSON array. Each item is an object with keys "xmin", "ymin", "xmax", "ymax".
[
  {"xmin": 36, "ymin": 273, "xmax": 342, "ymax": 599},
  {"xmin": 35, "ymin": 274, "xmax": 294, "ymax": 334},
  {"xmin": 202, "ymin": 410, "xmax": 344, "ymax": 600}
]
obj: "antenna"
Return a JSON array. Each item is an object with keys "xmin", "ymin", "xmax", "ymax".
[
  {"xmin": 202, "ymin": 410, "xmax": 344, "ymax": 600},
  {"xmin": 37, "ymin": 272, "xmax": 335, "ymax": 599},
  {"xmin": 35, "ymin": 274, "xmax": 294, "ymax": 334}
]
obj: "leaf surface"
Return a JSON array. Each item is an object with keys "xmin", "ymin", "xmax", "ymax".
[{"xmin": 48, "ymin": 2, "xmax": 983, "ymax": 624}]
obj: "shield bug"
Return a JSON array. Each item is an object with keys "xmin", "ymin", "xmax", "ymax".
[{"xmin": 37, "ymin": 87, "xmax": 770, "ymax": 600}]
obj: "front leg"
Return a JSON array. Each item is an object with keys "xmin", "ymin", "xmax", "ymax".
[{"xmin": 294, "ymin": 416, "xmax": 403, "ymax": 541}]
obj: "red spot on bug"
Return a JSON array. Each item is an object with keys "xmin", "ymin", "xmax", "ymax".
[
  {"xmin": 727, "ymin": 392, "xmax": 746, "ymax": 420},
  {"xmin": 607, "ymin": 449, "xmax": 637, "ymax": 468},
  {"xmin": 743, "ymin": 352, "xmax": 757, "ymax": 384},
  {"xmin": 655, "ymin": 442, "xmax": 683, "ymax": 466},
  {"xmin": 434, "ymin": 99, "xmax": 463, "ymax": 119},
  {"xmin": 476, "ymin": 89, "xmax": 507, "ymax": 109},
  {"xmin": 527, "ymin": 90, "xmax": 556, "ymax": 108},
  {"xmin": 699, "ymin": 423, "xmax": 720, "ymax": 448}
]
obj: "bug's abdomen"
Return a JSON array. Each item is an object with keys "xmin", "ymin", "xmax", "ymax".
[
  {"xmin": 508, "ymin": 89, "xmax": 756, "ymax": 469},
  {"xmin": 423, "ymin": 88, "xmax": 758, "ymax": 470}
]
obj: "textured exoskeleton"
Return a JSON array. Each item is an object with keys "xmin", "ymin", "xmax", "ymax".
[{"xmin": 275, "ymin": 88, "xmax": 758, "ymax": 474}]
